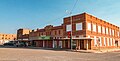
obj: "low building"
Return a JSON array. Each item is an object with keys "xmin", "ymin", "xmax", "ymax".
[
  {"xmin": 17, "ymin": 28, "xmax": 31, "ymax": 43},
  {"xmin": 29, "ymin": 25, "xmax": 64, "ymax": 48},
  {"xmin": 0, "ymin": 33, "xmax": 16, "ymax": 45}
]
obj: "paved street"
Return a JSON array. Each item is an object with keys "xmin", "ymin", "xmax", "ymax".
[{"xmin": 0, "ymin": 47, "xmax": 120, "ymax": 61}]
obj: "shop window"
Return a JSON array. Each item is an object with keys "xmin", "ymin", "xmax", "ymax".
[
  {"xmin": 94, "ymin": 36, "xmax": 97, "ymax": 46},
  {"xmin": 104, "ymin": 37, "xmax": 106, "ymax": 46}
]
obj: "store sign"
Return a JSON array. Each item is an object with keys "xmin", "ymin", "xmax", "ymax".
[{"xmin": 38, "ymin": 36, "xmax": 51, "ymax": 40}]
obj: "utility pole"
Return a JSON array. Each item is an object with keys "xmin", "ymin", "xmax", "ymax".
[{"xmin": 70, "ymin": 12, "xmax": 73, "ymax": 50}]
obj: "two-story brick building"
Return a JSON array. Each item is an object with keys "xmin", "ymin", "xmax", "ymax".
[
  {"xmin": 29, "ymin": 25, "xmax": 64, "ymax": 48},
  {"xmin": 63, "ymin": 13, "xmax": 120, "ymax": 50},
  {"xmin": 17, "ymin": 13, "xmax": 120, "ymax": 50}
]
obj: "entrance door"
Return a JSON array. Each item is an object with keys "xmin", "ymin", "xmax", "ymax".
[
  {"xmin": 88, "ymin": 40, "xmax": 91, "ymax": 49},
  {"xmin": 65, "ymin": 40, "xmax": 68, "ymax": 49},
  {"xmin": 115, "ymin": 41, "xmax": 118, "ymax": 47},
  {"xmin": 59, "ymin": 41, "xmax": 62, "ymax": 48},
  {"xmin": 80, "ymin": 40, "xmax": 84, "ymax": 49}
]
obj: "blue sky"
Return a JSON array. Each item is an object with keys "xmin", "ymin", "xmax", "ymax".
[{"xmin": 0, "ymin": 0, "xmax": 120, "ymax": 34}]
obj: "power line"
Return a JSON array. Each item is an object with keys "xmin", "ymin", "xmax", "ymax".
[
  {"xmin": 70, "ymin": 0, "xmax": 79, "ymax": 13},
  {"xmin": 38, "ymin": 0, "xmax": 79, "ymax": 27}
]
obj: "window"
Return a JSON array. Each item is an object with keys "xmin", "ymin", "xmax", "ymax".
[
  {"xmin": 76, "ymin": 23, "xmax": 82, "ymax": 31},
  {"xmin": 55, "ymin": 31, "xmax": 57, "ymax": 35},
  {"xmin": 109, "ymin": 29, "xmax": 111, "ymax": 35},
  {"xmin": 104, "ymin": 37, "xmax": 106, "ymax": 46},
  {"xmin": 99, "ymin": 37, "xmax": 102, "ymax": 46},
  {"xmin": 110, "ymin": 38, "xmax": 112, "ymax": 46},
  {"xmin": 112, "ymin": 30, "xmax": 114, "ymax": 36},
  {"xmin": 93, "ymin": 24, "xmax": 96, "ymax": 32},
  {"xmin": 102, "ymin": 27, "xmax": 105, "ymax": 34},
  {"xmin": 106, "ymin": 28, "xmax": 108, "ymax": 34},
  {"xmin": 98, "ymin": 25, "xmax": 101, "ymax": 33},
  {"xmin": 59, "ymin": 30, "xmax": 61, "ymax": 35},
  {"xmin": 94, "ymin": 36, "xmax": 97, "ymax": 46},
  {"xmin": 66, "ymin": 24, "xmax": 71, "ymax": 31},
  {"xmin": 118, "ymin": 32, "xmax": 119, "ymax": 37},
  {"xmin": 107, "ymin": 38, "xmax": 109, "ymax": 46},
  {"xmin": 113, "ymin": 39, "xmax": 115, "ymax": 46},
  {"xmin": 87, "ymin": 22, "xmax": 91, "ymax": 31}
]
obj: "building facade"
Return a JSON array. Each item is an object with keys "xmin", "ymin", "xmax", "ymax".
[
  {"xmin": 29, "ymin": 25, "xmax": 64, "ymax": 48},
  {"xmin": 0, "ymin": 33, "xmax": 16, "ymax": 45},
  {"xmin": 63, "ymin": 13, "xmax": 120, "ymax": 50},
  {"xmin": 17, "ymin": 28, "xmax": 31, "ymax": 42},
  {"xmin": 17, "ymin": 13, "xmax": 120, "ymax": 50}
]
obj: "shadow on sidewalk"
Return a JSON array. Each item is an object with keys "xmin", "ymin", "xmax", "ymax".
[{"xmin": 0, "ymin": 45, "xmax": 94, "ymax": 53}]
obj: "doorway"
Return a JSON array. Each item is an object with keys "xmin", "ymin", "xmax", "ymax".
[
  {"xmin": 80, "ymin": 40, "xmax": 84, "ymax": 49},
  {"xmin": 115, "ymin": 41, "xmax": 118, "ymax": 47}
]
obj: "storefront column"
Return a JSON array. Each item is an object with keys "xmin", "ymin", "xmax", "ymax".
[
  {"xmin": 63, "ymin": 40, "xmax": 65, "ymax": 48},
  {"xmin": 53, "ymin": 40, "xmax": 54, "ymax": 48},
  {"xmin": 76, "ymin": 40, "xmax": 79, "ymax": 50},
  {"xmin": 86, "ymin": 40, "xmax": 88, "ymax": 50},
  {"xmin": 78, "ymin": 40, "xmax": 80, "ymax": 49}
]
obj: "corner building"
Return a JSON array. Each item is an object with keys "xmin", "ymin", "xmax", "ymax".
[
  {"xmin": 20, "ymin": 13, "xmax": 120, "ymax": 50},
  {"xmin": 63, "ymin": 13, "xmax": 120, "ymax": 50}
]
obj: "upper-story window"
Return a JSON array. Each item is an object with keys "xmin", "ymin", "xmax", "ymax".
[
  {"xmin": 66, "ymin": 24, "xmax": 71, "ymax": 32},
  {"xmin": 102, "ymin": 27, "xmax": 105, "ymax": 34},
  {"xmin": 76, "ymin": 23, "xmax": 82, "ymax": 31},
  {"xmin": 112, "ymin": 30, "xmax": 114, "ymax": 36},
  {"xmin": 118, "ymin": 32, "xmax": 119, "ymax": 37},
  {"xmin": 93, "ymin": 24, "xmax": 96, "ymax": 32},
  {"xmin": 87, "ymin": 22, "xmax": 91, "ymax": 31},
  {"xmin": 98, "ymin": 25, "xmax": 101, "ymax": 33},
  {"xmin": 106, "ymin": 27, "xmax": 108, "ymax": 34},
  {"xmin": 55, "ymin": 30, "xmax": 57, "ymax": 35},
  {"xmin": 59, "ymin": 30, "xmax": 61, "ymax": 35},
  {"xmin": 109, "ymin": 29, "xmax": 111, "ymax": 35}
]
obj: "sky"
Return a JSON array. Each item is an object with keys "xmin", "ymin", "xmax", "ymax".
[{"xmin": 0, "ymin": 0, "xmax": 120, "ymax": 34}]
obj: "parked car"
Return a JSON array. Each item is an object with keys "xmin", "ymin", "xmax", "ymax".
[{"xmin": 3, "ymin": 42, "xmax": 15, "ymax": 46}]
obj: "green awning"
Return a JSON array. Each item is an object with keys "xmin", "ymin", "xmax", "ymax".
[{"xmin": 38, "ymin": 36, "xmax": 51, "ymax": 40}]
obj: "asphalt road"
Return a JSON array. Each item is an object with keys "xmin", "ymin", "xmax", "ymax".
[{"xmin": 0, "ymin": 47, "xmax": 120, "ymax": 61}]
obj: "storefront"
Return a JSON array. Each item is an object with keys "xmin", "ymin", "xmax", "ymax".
[{"xmin": 62, "ymin": 37, "xmax": 93, "ymax": 50}]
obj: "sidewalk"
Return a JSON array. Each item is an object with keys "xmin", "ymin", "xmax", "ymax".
[{"xmin": 73, "ymin": 48, "xmax": 120, "ymax": 53}]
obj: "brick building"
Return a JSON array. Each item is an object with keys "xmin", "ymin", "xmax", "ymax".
[
  {"xmin": 29, "ymin": 25, "xmax": 64, "ymax": 48},
  {"xmin": 63, "ymin": 13, "xmax": 120, "ymax": 50},
  {"xmin": 0, "ymin": 33, "xmax": 16, "ymax": 45},
  {"xmin": 17, "ymin": 28, "xmax": 31, "ymax": 42},
  {"xmin": 17, "ymin": 13, "xmax": 120, "ymax": 50}
]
